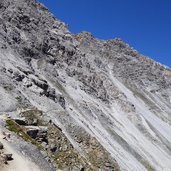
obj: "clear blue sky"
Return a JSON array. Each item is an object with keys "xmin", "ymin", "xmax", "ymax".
[{"xmin": 38, "ymin": 0, "xmax": 171, "ymax": 68}]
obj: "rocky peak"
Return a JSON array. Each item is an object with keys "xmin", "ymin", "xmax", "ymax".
[{"xmin": 0, "ymin": 0, "xmax": 171, "ymax": 171}]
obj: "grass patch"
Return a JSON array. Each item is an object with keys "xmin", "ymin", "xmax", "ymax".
[
  {"xmin": 6, "ymin": 119, "xmax": 43, "ymax": 150},
  {"xmin": 15, "ymin": 96, "xmax": 22, "ymax": 103}
]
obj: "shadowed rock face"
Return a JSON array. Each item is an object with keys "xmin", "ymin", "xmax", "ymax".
[{"xmin": 0, "ymin": 0, "xmax": 171, "ymax": 170}]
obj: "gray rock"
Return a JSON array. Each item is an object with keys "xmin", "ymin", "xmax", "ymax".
[
  {"xmin": 32, "ymin": 118, "xmax": 38, "ymax": 126},
  {"xmin": 0, "ymin": 142, "xmax": 4, "ymax": 149},
  {"xmin": 14, "ymin": 119, "xmax": 27, "ymax": 125},
  {"xmin": 50, "ymin": 144, "xmax": 57, "ymax": 153},
  {"xmin": 27, "ymin": 129, "xmax": 39, "ymax": 139},
  {"xmin": 3, "ymin": 154, "xmax": 13, "ymax": 161}
]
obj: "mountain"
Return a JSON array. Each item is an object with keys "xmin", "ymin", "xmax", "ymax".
[{"xmin": 0, "ymin": 0, "xmax": 171, "ymax": 170}]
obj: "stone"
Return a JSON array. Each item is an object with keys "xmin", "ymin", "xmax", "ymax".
[
  {"xmin": 3, "ymin": 154, "xmax": 13, "ymax": 161},
  {"xmin": 50, "ymin": 144, "xmax": 57, "ymax": 153},
  {"xmin": 14, "ymin": 119, "xmax": 27, "ymax": 125},
  {"xmin": 40, "ymin": 150, "xmax": 48, "ymax": 157},
  {"xmin": 27, "ymin": 129, "xmax": 39, "ymax": 139},
  {"xmin": 41, "ymin": 142, "xmax": 48, "ymax": 150},
  {"xmin": 0, "ymin": 142, "xmax": 3, "ymax": 149},
  {"xmin": 56, "ymin": 95, "xmax": 65, "ymax": 109},
  {"xmin": 32, "ymin": 118, "xmax": 38, "ymax": 126}
]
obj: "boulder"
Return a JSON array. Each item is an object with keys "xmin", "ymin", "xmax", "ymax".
[
  {"xmin": 27, "ymin": 129, "xmax": 39, "ymax": 139},
  {"xmin": 32, "ymin": 118, "xmax": 38, "ymax": 126},
  {"xmin": 14, "ymin": 119, "xmax": 27, "ymax": 125},
  {"xmin": 2, "ymin": 153, "xmax": 13, "ymax": 161},
  {"xmin": 0, "ymin": 142, "xmax": 3, "ymax": 149},
  {"xmin": 26, "ymin": 126, "xmax": 47, "ymax": 141}
]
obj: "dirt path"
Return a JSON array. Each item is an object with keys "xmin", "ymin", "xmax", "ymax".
[
  {"xmin": 0, "ymin": 132, "xmax": 41, "ymax": 171},
  {"xmin": 0, "ymin": 120, "xmax": 41, "ymax": 171}
]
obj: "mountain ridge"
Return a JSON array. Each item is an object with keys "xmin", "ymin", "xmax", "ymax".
[{"xmin": 0, "ymin": 0, "xmax": 171, "ymax": 170}]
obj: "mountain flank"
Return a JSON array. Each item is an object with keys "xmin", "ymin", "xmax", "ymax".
[{"xmin": 0, "ymin": 0, "xmax": 171, "ymax": 171}]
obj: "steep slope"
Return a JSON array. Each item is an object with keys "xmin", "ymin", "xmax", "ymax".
[
  {"xmin": 0, "ymin": 131, "xmax": 40, "ymax": 171},
  {"xmin": 0, "ymin": 0, "xmax": 171, "ymax": 170}
]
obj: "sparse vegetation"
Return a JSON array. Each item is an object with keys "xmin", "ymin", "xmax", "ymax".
[
  {"xmin": 6, "ymin": 119, "xmax": 43, "ymax": 150},
  {"xmin": 15, "ymin": 96, "xmax": 22, "ymax": 103}
]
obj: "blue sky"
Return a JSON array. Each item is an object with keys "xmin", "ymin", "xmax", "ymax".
[{"xmin": 39, "ymin": 0, "xmax": 171, "ymax": 68}]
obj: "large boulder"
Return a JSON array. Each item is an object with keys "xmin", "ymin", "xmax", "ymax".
[{"xmin": 14, "ymin": 118, "xmax": 27, "ymax": 125}]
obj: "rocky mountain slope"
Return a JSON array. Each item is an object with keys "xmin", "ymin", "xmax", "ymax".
[{"xmin": 0, "ymin": 0, "xmax": 171, "ymax": 170}]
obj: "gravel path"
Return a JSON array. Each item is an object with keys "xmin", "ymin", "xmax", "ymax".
[
  {"xmin": 0, "ymin": 130, "xmax": 41, "ymax": 171},
  {"xmin": 0, "ymin": 114, "xmax": 55, "ymax": 171}
]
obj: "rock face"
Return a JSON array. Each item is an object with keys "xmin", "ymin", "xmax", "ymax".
[{"xmin": 0, "ymin": 0, "xmax": 171, "ymax": 170}]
